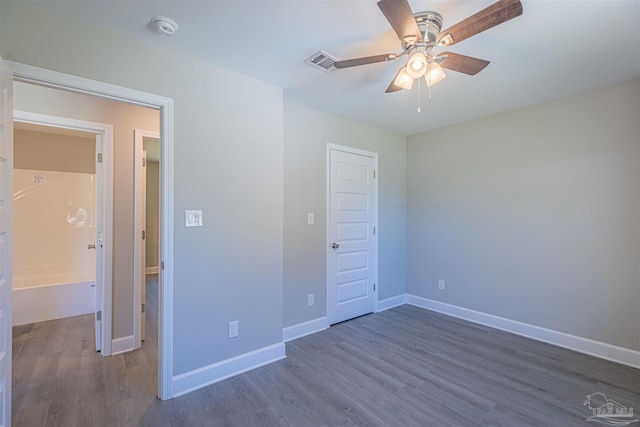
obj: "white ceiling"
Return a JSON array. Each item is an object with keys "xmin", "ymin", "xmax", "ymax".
[{"xmin": 24, "ymin": 0, "xmax": 640, "ymax": 136}]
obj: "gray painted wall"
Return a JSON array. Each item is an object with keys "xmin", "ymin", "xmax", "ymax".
[
  {"xmin": 283, "ymin": 99, "xmax": 407, "ymax": 327},
  {"xmin": 407, "ymin": 79, "xmax": 640, "ymax": 351},
  {"xmin": 2, "ymin": 1, "xmax": 284, "ymax": 374}
]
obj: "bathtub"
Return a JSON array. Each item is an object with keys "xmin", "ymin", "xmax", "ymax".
[
  {"xmin": 13, "ymin": 169, "xmax": 97, "ymax": 326},
  {"xmin": 13, "ymin": 274, "xmax": 96, "ymax": 326}
]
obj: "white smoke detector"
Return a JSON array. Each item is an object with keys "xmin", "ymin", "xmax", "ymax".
[{"xmin": 151, "ymin": 16, "xmax": 178, "ymax": 36}]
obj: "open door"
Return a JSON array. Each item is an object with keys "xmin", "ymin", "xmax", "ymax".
[
  {"xmin": 0, "ymin": 57, "xmax": 14, "ymax": 427},
  {"xmin": 141, "ymin": 148, "xmax": 147, "ymax": 341},
  {"xmin": 134, "ymin": 129, "xmax": 157, "ymax": 348},
  {"xmin": 94, "ymin": 133, "xmax": 103, "ymax": 351}
]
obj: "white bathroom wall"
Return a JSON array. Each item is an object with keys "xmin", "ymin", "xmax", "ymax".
[
  {"xmin": 13, "ymin": 169, "xmax": 96, "ymax": 285},
  {"xmin": 13, "ymin": 169, "xmax": 96, "ymax": 325}
]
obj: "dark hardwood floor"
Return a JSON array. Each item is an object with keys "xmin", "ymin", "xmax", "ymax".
[{"xmin": 12, "ymin": 280, "xmax": 640, "ymax": 426}]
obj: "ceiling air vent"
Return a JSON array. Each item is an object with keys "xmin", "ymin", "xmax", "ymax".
[{"xmin": 304, "ymin": 51, "xmax": 338, "ymax": 74}]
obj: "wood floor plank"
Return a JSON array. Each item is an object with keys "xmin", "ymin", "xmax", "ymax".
[{"xmin": 12, "ymin": 282, "xmax": 640, "ymax": 426}]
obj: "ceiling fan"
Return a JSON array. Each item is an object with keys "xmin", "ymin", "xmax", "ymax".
[{"xmin": 334, "ymin": 0, "xmax": 523, "ymax": 95}]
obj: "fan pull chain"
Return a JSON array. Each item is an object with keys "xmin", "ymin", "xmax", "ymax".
[
  {"xmin": 428, "ymin": 83, "xmax": 433, "ymax": 101},
  {"xmin": 417, "ymin": 77, "xmax": 422, "ymax": 113}
]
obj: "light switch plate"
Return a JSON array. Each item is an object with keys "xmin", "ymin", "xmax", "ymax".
[
  {"xmin": 185, "ymin": 210, "xmax": 203, "ymax": 227},
  {"xmin": 307, "ymin": 213, "xmax": 315, "ymax": 225}
]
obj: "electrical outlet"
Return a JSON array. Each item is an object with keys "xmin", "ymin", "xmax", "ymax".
[
  {"xmin": 438, "ymin": 280, "xmax": 445, "ymax": 291},
  {"xmin": 307, "ymin": 293, "xmax": 315, "ymax": 306},
  {"xmin": 228, "ymin": 320, "xmax": 239, "ymax": 338}
]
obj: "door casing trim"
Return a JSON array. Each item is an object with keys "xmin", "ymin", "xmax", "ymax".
[{"xmin": 9, "ymin": 61, "xmax": 175, "ymax": 400}]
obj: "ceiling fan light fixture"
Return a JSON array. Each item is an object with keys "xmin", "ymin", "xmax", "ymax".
[
  {"xmin": 425, "ymin": 62, "xmax": 446, "ymax": 87},
  {"xmin": 406, "ymin": 52, "xmax": 427, "ymax": 78},
  {"xmin": 392, "ymin": 67, "xmax": 414, "ymax": 90}
]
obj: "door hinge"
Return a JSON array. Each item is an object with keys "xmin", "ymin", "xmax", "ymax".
[
  {"xmin": 373, "ymin": 283, "xmax": 376, "ymax": 291},
  {"xmin": 97, "ymin": 153, "xmax": 103, "ymax": 163},
  {"xmin": 142, "ymin": 157, "xmax": 147, "ymax": 167},
  {"xmin": 373, "ymin": 169, "xmax": 376, "ymax": 179},
  {"xmin": 142, "ymin": 230, "xmax": 146, "ymax": 240},
  {"xmin": 161, "ymin": 261, "xmax": 165, "ymax": 270},
  {"xmin": 142, "ymin": 303, "xmax": 146, "ymax": 313},
  {"xmin": 373, "ymin": 226, "xmax": 376, "ymax": 235},
  {"xmin": 96, "ymin": 310, "xmax": 102, "ymax": 321}
]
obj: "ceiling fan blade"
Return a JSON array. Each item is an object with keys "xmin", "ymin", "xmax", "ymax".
[
  {"xmin": 334, "ymin": 54, "xmax": 397, "ymax": 69},
  {"xmin": 437, "ymin": 0, "xmax": 523, "ymax": 46},
  {"xmin": 440, "ymin": 52, "xmax": 490, "ymax": 75},
  {"xmin": 377, "ymin": 0, "xmax": 423, "ymax": 44},
  {"xmin": 385, "ymin": 67, "xmax": 406, "ymax": 93},
  {"xmin": 385, "ymin": 81, "xmax": 403, "ymax": 93}
]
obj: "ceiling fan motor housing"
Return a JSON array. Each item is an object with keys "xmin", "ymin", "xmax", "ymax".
[{"xmin": 414, "ymin": 12, "xmax": 443, "ymax": 45}]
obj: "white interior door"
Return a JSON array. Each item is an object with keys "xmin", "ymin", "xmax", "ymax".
[
  {"xmin": 134, "ymin": 129, "xmax": 155, "ymax": 348},
  {"xmin": 141, "ymin": 149, "xmax": 147, "ymax": 341},
  {"xmin": 327, "ymin": 145, "xmax": 378, "ymax": 325},
  {"xmin": 94, "ymin": 134, "xmax": 103, "ymax": 352},
  {"xmin": 0, "ymin": 57, "xmax": 14, "ymax": 427}
]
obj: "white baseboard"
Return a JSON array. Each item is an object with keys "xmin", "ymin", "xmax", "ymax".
[
  {"xmin": 111, "ymin": 335, "xmax": 135, "ymax": 355},
  {"xmin": 145, "ymin": 267, "xmax": 159, "ymax": 275},
  {"xmin": 281, "ymin": 297, "xmax": 411, "ymax": 342},
  {"xmin": 283, "ymin": 317, "xmax": 329, "ymax": 342},
  {"xmin": 376, "ymin": 294, "xmax": 408, "ymax": 312},
  {"xmin": 407, "ymin": 294, "xmax": 640, "ymax": 369},
  {"xmin": 13, "ymin": 281, "xmax": 95, "ymax": 326},
  {"xmin": 172, "ymin": 343, "xmax": 286, "ymax": 397}
]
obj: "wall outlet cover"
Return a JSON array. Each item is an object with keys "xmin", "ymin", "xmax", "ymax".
[{"xmin": 228, "ymin": 320, "xmax": 239, "ymax": 338}]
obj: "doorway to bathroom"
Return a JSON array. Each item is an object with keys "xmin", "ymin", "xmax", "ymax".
[{"xmin": 12, "ymin": 112, "xmax": 112, "ymax": 352}]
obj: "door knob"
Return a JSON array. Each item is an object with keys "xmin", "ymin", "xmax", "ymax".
[
  {"xmin": 88, "ymin": 244, "xmax": 96, "ymax": 250},
  {"xmin": 331, "ymin": 242, "xmax": 339, "ymax": 249}
]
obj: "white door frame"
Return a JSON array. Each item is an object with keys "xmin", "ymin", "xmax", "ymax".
[
  {"xmin": 0, "ymin": 57, "xmax": 14, "ymax": 427},
  {"xmin": 325, "ymin": 143, "xmax": 379, "ymax": 323},
  {"xmin": 9, "ymin": 61, "xmax": 175, "ymax": 400},
  {"xmin": 13, "ymin": 110, "xmax": 113, "ymax": 354},
  {"xmin": 133, "ymin": 128, "xmax": 159, "ymax": 349}
]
